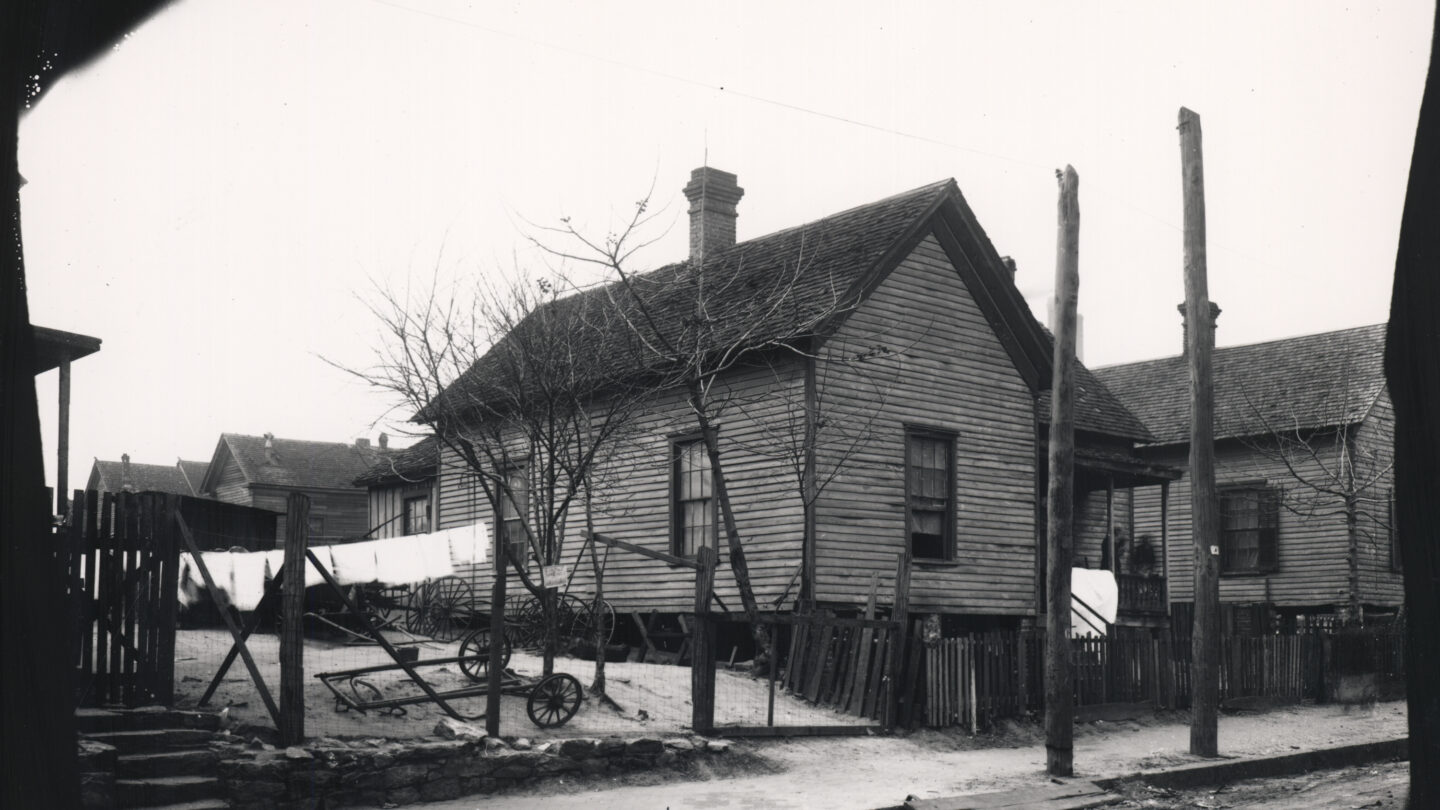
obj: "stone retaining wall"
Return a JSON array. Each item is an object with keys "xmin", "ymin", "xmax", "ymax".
[{"xmin": 222, "ymin": 733, "xmax": 731, "ymax": 809}]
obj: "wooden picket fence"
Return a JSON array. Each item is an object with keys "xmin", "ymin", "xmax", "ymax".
[
  {"xmin": 773, "ymin": 612, "xmax": 907, "ymax": 722},
  {"xmin": 60, "ymin": 491, "xmax": 181, "ymax": 707},
  {"xmin": 923, "ymin": 627, "xmax": 1402, "ymax": 729}
]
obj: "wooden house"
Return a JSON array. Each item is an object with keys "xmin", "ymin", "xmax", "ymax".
[
  {"xmin": 353, "ymin": 435, "xmax": 440, "ymax": 539},
  {"xmin": 422, "ymin": 168, "xmax": 1175, "ymax": 627},
  {"xmin": 1095, "ymin": 323, "xmax": 1398, "ymax": 629},
  {"xmin": 86, "ymin": 455, "xmax": 208, "ymax": 497},
  {"xmin": 197, "ymin": 433, "xmax": 380, "ymax": 545}
]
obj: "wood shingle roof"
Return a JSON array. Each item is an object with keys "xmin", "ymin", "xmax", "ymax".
[
  {"xmin": 214, "ymin": 434, "xmax": 380, "ymax": 491},
  {"xmin": 353, "ymin": 437, "xmax": 439, "ymax": 487},
  {"xmin": 1093, "ymin": 323, "xmax": 1387, "ymax": 446},
  {"xmin": 427, "ymin": 177, "xmax": 1151, "ymax": 442}
]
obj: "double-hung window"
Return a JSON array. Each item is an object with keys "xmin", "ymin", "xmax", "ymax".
[
  {"xmin": 906, "ymin": 428, "xmax": 955, "ymax": 560},
  {"xmin": 1219, "ymin": 486, "xmax": 1279, "ymax": 574},
  {"xmin": 499, "ymin": 467, "xmax": 529, "ymax": 569},
  {"xmin": 672, "ymin": 438, "xmax": 714, "ymax": 558}
]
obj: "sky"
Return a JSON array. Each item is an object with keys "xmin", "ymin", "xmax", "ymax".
[{"xmin": 18, "ymin": 0, "xmax": 1434, "ymax": 493}]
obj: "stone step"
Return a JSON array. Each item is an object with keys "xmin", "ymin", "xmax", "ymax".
[
  {"xmin": 83, "ymin": 729, "xmax": 215, "ymax": 754},
  {"xmin": 118, "ymin": 749, "xmax": 220, "ymax": 779},
  {"xmin": 116, "ymin": 775, "xmax": 223, "ymax": 807},
  {"xmin": 76, "ymin": 707, "xmax": 221, "ymax": 734}
]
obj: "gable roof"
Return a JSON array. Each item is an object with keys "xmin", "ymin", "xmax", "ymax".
[
  {"xmin": 89, "ymin": 458, "xmax": 201, "ymax": 496},
  {"xmin": 1093, "ymin": 323, "xmax": 1388, "ymax": 446},
  {"xmin": 202, "ymin": 434, "xmax": 380, "ymax": 492},
  {"xmin": 177, "ymin": 459, "xmax": 210, "ymax": 494},
  {"xmin": 427, "ymin": 177, "xmax": 1149, "ymax": 442},
  {"xmin": 354, "ymin": 437, "xmax": 440, "ymax": 487}
]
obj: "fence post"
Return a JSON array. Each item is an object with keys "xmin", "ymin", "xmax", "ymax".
[
  {"xmin": 886, "ymin": 550, "xmax": 912, "ymax": 730},
  {"xmin": 279, "ymin": 493, "xmax": 309, "ymax": 746},
  {"xmin": 691, "ymin": 546, "xmax": 717, "ymax": 735}
]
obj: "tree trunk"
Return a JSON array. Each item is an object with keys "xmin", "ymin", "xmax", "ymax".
[{"xmin": 1384, "ymin": 7, "xmax": 1440, "ymax": 807}]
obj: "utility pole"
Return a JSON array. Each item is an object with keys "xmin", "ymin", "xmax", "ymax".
[
  {"xmin": 1179, "ymin": 107, "xmax": 1221, "ymax": 757},
  {"xmin": 487, "ymin": 530, "xmax": 508, "ymax": 737},
  {"xmin": 1045, "ymin": 165, "xmax": 1080, "ymax": 777}
]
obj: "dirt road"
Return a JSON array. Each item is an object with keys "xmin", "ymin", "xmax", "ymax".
[
  {"xmin": 415, "ymin": 701, "xmax": 1407, "ymax": 809},
  {"xmin": 1110, "ymin": 761, "xmax": 1407, "ymax": 808}
]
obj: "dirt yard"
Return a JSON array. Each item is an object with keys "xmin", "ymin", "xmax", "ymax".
[{"xmin": 171, "ymin": 628, "xmax": 865, "ymax": 740}]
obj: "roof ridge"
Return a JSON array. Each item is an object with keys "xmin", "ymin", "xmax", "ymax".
[{"xmin": 1094, "ymin": 322, "xmax": 1387, "ymax": 372}]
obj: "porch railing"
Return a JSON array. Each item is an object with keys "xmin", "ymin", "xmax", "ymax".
[{"xmin": 1117, "ymin": 573, "xmax": 1167, "ymax": 616}]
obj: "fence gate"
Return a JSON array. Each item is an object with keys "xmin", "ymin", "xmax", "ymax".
[{"xmin": 61, "ymin": 490, "xmax": 180, "ymax": 708}]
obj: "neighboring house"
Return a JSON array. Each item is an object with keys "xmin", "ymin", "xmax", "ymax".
[
  {"xmin": 421, "ymin": 167, "xmax": 1174, "ymax": 626},
  {"xmin": 1095, "ymin": 323, "xmax": 1398, "ymax": 628},
  {"xmin": 86, "ymin": 455, "xmax": 209, "ymax": 497},
  {"xmin": 354, "ymin": 435, "xmax": 440, "ymax": 539},
  {"xmin": 197, "ymin": 433, "xmax": 381, "ymax": 545}
]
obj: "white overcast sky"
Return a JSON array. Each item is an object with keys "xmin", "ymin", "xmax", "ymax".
[{"xmin": 18, "ymin": 0, "xmax": 1434, "ymax": 491}]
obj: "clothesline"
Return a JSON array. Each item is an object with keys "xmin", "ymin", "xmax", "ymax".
[{"xmin": 178, "ymin": 522, "xmax": 488, "ymax": 611}]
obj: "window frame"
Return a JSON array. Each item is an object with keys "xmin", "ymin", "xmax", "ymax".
[
  {"xmin": 670, "ymin": 434, "xmax": 717, "ymax": 560},
  {"xmin": 402, "ymin": 494, "xmax": 431, "ymax": 536},
  {"xmin": 498, "ymin": 465, "xmax": 530, "ymax": 570},
  {"xmin": 1218, "ymin": 483, "xmax": 1280, "ymax": 575},
  {"xmin": 904, "ymin": 425, "xmax": 957, "ymax": 562}
]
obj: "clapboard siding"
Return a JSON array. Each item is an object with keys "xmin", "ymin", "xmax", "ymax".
[
  {"xmin": 813, "ymin": 234, "xmax": 1037, "ymax": 615},
  {"xmin": 434, "ymin": 360, "xmax": 808, "ymax": 613},
  {"xmin": 1351, "ymin": 390, "xmax": 1402, "ymax": 608},
  {"xmin": 1073, "ymin": 487, "xmax": 1135, "ymax": 571},
  {"xmin": 1133, "ymin": 439, "xmax": 1353, "ymax": 608},
  {"xmin": 250, "ymin": 485, "xmax": 368, "ymax": 545}
]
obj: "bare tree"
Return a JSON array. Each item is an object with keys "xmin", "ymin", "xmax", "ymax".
[
  {"xmin": 529, "ymin": 194, "xmax": 870, "ymax": 654},
  {"xmin": 347, "ymin": 264, "xmax": 650, "ymax": 684},
  {"xmin": 1239, "ymin": 374, "xmax": 1394, "ymax": 625}
]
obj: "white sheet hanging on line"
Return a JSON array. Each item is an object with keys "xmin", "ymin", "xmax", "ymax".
[
  {"xmin": 327, "ymin": 539, "xmax": 382, "ymax": 585},
  {"xmin": 373, "ymin": 536, "xmax": 427, "ymax": 587},
  {"xmin": 417, "ymin": 533, "xmax": 455, "ymax": 581},
  {"xmin": 446, "ymin": 521, "xmax": 488, "ymax": 565},
  {"xmin": 193, "ymin": 550, "xmax": 268, "ymax": 612}
]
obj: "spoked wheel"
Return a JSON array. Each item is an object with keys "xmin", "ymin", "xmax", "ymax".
[
  {"xmin": 407, "ymin": 576, "xmax": 474, "ymax": 642},
  {"xmin": 507, "ymin": 595, "xmax": 546, "ymax": 650},
  {"xmin": 458, "ymin": 628, "xmax": 512, "ymax": 682},
  {"xmin": 526, "ymin": 673, "xmax": 583, "ymax": 728},
  {"xmin": 567, "ymin": 595, "xmax": 617, "ymax": 647}
]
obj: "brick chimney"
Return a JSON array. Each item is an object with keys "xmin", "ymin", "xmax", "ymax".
[
  {"xmin": 121, "ymin": 453, "xmax": 133, "ymax": 492},
  {"xmin": 682, "ymin": 167, "xmax": 744, "ymax": 263},
  {"xmin": 263, "ymin": 432, "xmax": 278, "ymax": 465},
  {"xmin": 355, "ymin": 437, "xmax": 370, "ymax": 450},
  {"xmin": 1177, "ymin": 302, "xmax": 1222, "ymax": 356},
  {"xmin": 378, "ymin": 432, "xmax": 389, "ymax": 450}
]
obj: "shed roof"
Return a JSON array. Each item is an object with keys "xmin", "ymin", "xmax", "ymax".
[
  {"xmin": 1093, "ymin": 323, "xmax": 1387, "ymax": 446},
  {"xmin": 426, "ymin": 178, "xmax": 1151, "ymax": 442},
  {"xmin": 353, "ymin": 437, "xmax": 439, "ymax": 487}
]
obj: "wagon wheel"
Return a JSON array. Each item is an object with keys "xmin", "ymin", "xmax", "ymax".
[
  {"xmin": 567, "ymin": 595, "xmax": 617, "ymax": 647},
  {"xmin": 408, "ymin": 576, "xmax": 474, "ymax": 642},
  {"xmin": 507, "ymin": 595, "xmax": 547, "ymax": 650},
  {"xmin": 526, "ymin": 673, "xmax": 583, "ymax": 728},
  {"xmin": 458, "ymin": 628, "xmax": 512, "ymax": 682}
]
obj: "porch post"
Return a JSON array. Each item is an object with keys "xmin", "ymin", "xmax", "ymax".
[
  {"xmin": 1106, "ymin": 477, "xmax": 1115, "ymax": 571},
  {"xmin": 1161, "ymin": 481, "xmax": 1171, "ymax": 615}
]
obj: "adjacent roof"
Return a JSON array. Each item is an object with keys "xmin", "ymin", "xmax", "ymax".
[
  {"xmin": 177, "ymin": 459, "xmax": 210, "ymax": 494},
  {"xmin": 202, "ymin": 434, "xmax": 381, "ymax": 492},
  {"xmin": 1036, "ymin": 338, "xmax": 1154, "ymax": 441},
  {"xmin": 353, "ymin": 437, "xmax": 439, "ymax": 487},
  {"xmin": 1093, "ymin": 324, "xmax": 1388, "ymax": 446},
  {"xmin": 426, "ymin": 177, "xmax": 1151, "ymax": 442},
  {"xmin": 89, "ymin": 459, "xmax": 203, "ymax": 497}
]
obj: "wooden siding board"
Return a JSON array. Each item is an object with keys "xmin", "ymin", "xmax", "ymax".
[
  {"xmin": 1350, "ymin": 390, "xmax": 1401, "ymax": 607},
  {"xmin": 1133, "ymin": 439, "xmax": 1360, "ymax": 609},
  {"xmin": 814, "ymin": 235, "xmax": 1037, "ymax": 615},
  {"xmin": 433, "ymin": 362, "xmax": 808, "ymax": 613}
]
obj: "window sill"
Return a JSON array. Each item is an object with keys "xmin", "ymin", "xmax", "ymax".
[
  {"xmin": 1219, "ymin": 570, "xmax": 1275, "ymax": 578},
  {"xmin": 912, "ymin": 559, "xmax": 962, "ymax": 570}
]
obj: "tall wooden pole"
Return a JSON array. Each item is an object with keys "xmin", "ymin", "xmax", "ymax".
[
  {"xmin": 1179, "ymin": 107, "xmax": 1221, "ymax": 757},
  {"xmin": 56, "ymin": 358, "xmax": 70, "ymax": 517},
  {"xmin": 1045, "ymin": 165, "xmax": 1080, "ymax": 777},
  {"xmin": 486, "ymin": 527, "xmax": 508, "ymax": 737},
  {"xmin": 279, "ymin": 493, "xmax": 309, "ymax": 746},
  {"xmin": 691, "ymin": 545, "xmax": 717, "ymax": 735}
]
